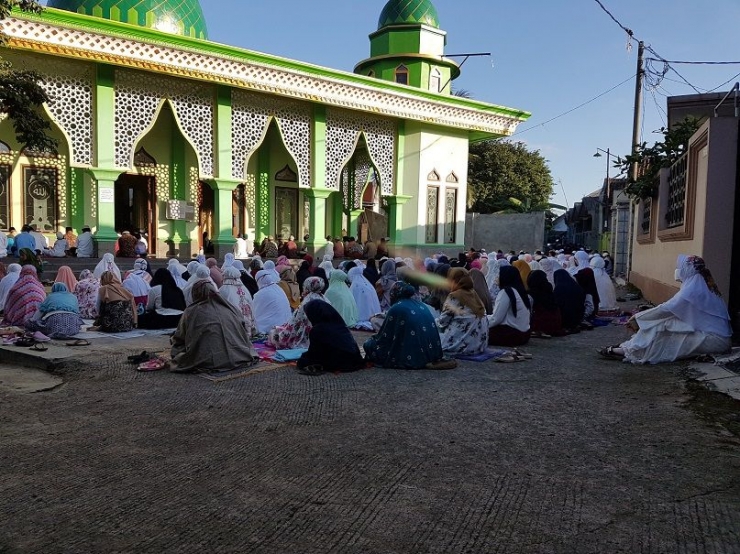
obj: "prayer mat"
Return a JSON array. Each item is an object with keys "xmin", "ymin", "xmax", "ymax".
[
  {"xmin": 199, "ymin": 361, "xmax": 292, "ymax": 382},
  {"xmin": 455, "ymin": 348, "xmax": 510, "ymax": 362}
]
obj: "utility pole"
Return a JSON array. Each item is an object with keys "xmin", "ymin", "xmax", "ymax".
[{"xmin": 622, "ymin": 40, "xmax": 645, "ymax": 278}]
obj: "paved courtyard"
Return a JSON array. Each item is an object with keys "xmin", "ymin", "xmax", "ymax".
[{"xmin": 1, "ymin": 322, "xmax": 740, "ymax": 553}]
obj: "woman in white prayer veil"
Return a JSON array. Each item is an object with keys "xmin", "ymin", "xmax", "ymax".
[
  {"xmin": 319, "ymin": 260, "xmax": 334, "ymax": 279},
  {"xmin": 167, "ymin": 258, "xmax": 188, "ymax": 289},
  {"xmin": 219, "ymin": 266, "xmax": 255, "ymax": 336},
  {"xmin": 93, "ymin": 253, "xmax": 121, "ymax": 281},
  {"xmin": 0, "ymin": 263, "xmax": 21, "ymax": 312},
  {"xmin": 252, "ymin": 269, "xmax": 292, "ymax": 334},
  {"xmin": 182, "ymin": 265, "xmax": 212, "ymax": 306},
  {"xmin": 348, "ymin": 266, "xmax": 381, "ymax": 326},
  {"xmin": 569, "ymin": 251, "xmax": 590, "ymax": 275},
  {"xmin": 590, "ymin": 256, "xmax": 618, "ymax": 311},
  {"xmin": 601, "ymin": 255, "xmax": 732, "ymax": 364},
  {"xmin": 221, "ymin": 253, "xmax": 235, "ymax": 272}
]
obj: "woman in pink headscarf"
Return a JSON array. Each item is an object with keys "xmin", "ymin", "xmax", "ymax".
[{"xmin": 205, "ymin": 258, "xmax": 223, "ymax": 288}]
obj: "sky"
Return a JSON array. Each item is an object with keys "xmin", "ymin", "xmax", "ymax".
[{"xmin": 195, "ymin": 0, "xmax": 740, "ymax": 208}]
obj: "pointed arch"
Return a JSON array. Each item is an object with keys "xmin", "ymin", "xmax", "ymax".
[
  {"xmin": 114, "ymin": 69, "xmax": 214, "ymax": 175},
  {"xmin": 231, "ymin": 90, "xmax": 311, "ymax": 187}
]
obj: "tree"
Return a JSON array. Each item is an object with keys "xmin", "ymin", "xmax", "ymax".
[
  {"xmin": 467, "ymin": 140, "xmax": 555, "ymax": 214},
  {"xmin": 616, "ymin": 116, "xmax": 700, "ymax": 200},
  {"xmin": 0, "ymin": 0, "xmax": 56, "ymax": 151}
]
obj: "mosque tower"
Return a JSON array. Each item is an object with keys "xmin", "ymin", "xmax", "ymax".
[
  {"xmin": 45, "ymin": 0, "xmax": 209, "ymax": 39},
  {"xmin": 354, "ymin": 0, "xmax": 460, "ymax": 94}
]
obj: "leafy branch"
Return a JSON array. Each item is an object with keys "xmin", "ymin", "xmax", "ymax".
[{"xmin": 616, "ymin": 117, "xmax": 701, "ymax": 200}]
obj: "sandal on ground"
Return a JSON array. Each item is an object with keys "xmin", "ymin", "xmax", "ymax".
[
  {"xmin": 513, "ymin": 348, "xmax": 533, "ymax": 359},
  {"xmin": 598, "ymin": 346, "xmax": 624, "ymax": 360},
  {"xmin": 296, "ymin": 364, "xmax": 326, "ymax": 376},
  {"xmin": 128, "ymin": 351, "xmax": 153, "ymax": 364},
  {"xmin": 495, "ymin": 354, "xmax": 524, "ymax": 363},
  {"xmin": 66, "ymin": 339, "xmax": 90, "ymax": 346},
  {"xmin": 531, "ymin": 332, "xmax": 551, "ymax": 339},
  {"xmin": 425, "ymin": 358, "xmax": 458, "ymax": 370},
  {"xmin": 15, "ymin": 338, "xmax": 35, "ymax": 347},
  {"xmin": 136, "ymin": 357, "xmax": 169, "ymax": 372},
  {"xmin": 31, "ymin": 343, "xmax": 48, "ymax": 352}
]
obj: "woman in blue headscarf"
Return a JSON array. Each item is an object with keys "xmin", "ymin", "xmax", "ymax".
[
  {"xmin": 26, "ymin": 282, "xmax": 83, "ymax": 339},
  {"xmin": 364, "ymin": 281, "xmax": 445, "ymax": 369}
]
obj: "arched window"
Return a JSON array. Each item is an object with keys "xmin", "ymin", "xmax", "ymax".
[
  {"xmin": 0, "ymin": 140, "xmax": 11, "ymax": 154},
  {"xmin": 429, "ymin": 68, "xmax": 441, "ymax": 93},
  {"xmin": 395, "ymin": 65, "xmax": 409, "ymax": 85}
]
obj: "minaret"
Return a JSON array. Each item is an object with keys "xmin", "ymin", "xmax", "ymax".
[{"xmin": 354, "ymin": 0, "xmax": 459, "ymax": 94}]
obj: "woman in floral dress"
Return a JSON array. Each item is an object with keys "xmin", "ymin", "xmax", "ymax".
[
  {"xmin": 267, "ymin": 276, "xmax": 328, "ymax": 349},
  {"xmin": 436, "ymin": 268, "xmax": 488, "ymax": 356},
  {"xmin": 74, "ymin": 270, "xmax": 100, "ymax": 319}
]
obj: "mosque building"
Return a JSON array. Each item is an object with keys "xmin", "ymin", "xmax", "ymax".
[{"xmin": 0, "ymin": 0, "xmax": 529, "ymax": 257}]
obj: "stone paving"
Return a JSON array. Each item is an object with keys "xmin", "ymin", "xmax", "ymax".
[{"xmin": 1, "ymin": 322, "xmax": 740, "ymax": 553}]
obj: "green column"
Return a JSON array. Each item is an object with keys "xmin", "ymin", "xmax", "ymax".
[
  {"xmin": 170, "ymin": 131, "xmax": 188, "ymax": 248},
  {"xmin": 214, "ymin": 86, "xmax": 233, "ymax": 178},
  {"xmin": 312, "ymin": 106, "xmax": 326, "ymax": 188},
  {"xmin": 255, "ymin": 146, "xmax": 270, "ymax": 240},
  {"xmin": 95, "ymin": 64, "xmax": 116, "ymax": 170},
  {"xmin": 206, "ymin": 178, "xmax": 240, "ymax": 259},
  {"xmin": 69, "ymin": 167, "xmax": 85, "ymax": 232},
  {"xmin": 331, "ymin": 191, "xmax": 344, "ymax": 237},
  {"xmin": 385, "ymin": 194, "xmax": 412, "ymax": 246},
  {"xmin": 304, "ymin": 188, "xmax": 332, "ymax": 251},
  {"xmin": 88, "ymin": 168, "xmax": 122, "ymax": 254}
]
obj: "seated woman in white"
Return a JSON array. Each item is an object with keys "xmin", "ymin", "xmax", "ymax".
[{"xmin": 602, "ymin": 255, "xmax": 732, "ymax": 364}]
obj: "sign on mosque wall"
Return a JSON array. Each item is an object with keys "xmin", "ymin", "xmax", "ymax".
[{"xmin": 23, "ymin": 167, "xmax": 57, "ymax": 231}]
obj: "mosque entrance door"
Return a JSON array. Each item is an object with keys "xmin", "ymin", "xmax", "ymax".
[
  {"xmin": 114, "ymin": 174, "xmax": 156, "ymax": 256},
  {"xmin": 275, "ymin": 187, "xmax": 298, "ymax": 240}
]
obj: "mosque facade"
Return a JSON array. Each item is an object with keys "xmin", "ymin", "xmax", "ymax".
[{"xmin": 0, "ymin": 0, "xmax": 529, "ymax": 257}]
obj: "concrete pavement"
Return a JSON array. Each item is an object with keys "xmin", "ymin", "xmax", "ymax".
[{"xmin": 1, "ymin": 322, "xmax": 740, "ymax": 553}]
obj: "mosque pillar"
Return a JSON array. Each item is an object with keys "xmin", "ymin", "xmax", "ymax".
[
  {"xmin": 87, "ymin": 168, "xmax": 122, "ymax": 256},
  {"xmin": 169, "ymin": 131, "xmax": 190, "ymax": 258},
  {"xmin": 304, "ymin": 188, "xmax": 333, "ymax": 255},
  {"xmin": 385, "ymin": 194, "xmax": 413, "ymax": 249},
  {"xmin": 206, "ymin": 178, "xmax": 240, "ymax": 260}
]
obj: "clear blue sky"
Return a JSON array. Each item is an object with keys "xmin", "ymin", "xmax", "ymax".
[{"xmin": 198, "ymin": 0, "xmax": 739, "ymax": 208}]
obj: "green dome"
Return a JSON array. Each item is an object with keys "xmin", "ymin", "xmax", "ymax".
[
  {"xmin": 377, "ymin": 0, "xmax": 440, "ymax": 30},
  {"xmin": 46, "ymin": 0, "xmax": 209, "ymax": 39}
]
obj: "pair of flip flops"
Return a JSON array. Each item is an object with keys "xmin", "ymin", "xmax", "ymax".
[
  {"xmin": 136, "ymin": 357, "xmax": 169, "ymax": 372},
  {"xmin": 66, "ymin": 339, "xmax": 90, "ymax": 347},
  {"xmin": 495, "ymin": 349, "xmax": 533, "ymax": 363}
]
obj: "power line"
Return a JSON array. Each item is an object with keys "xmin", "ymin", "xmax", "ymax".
[
  {"xmin": 511, "ymin": 74, "xmax": 635, "ymax": 137},
  {"xmin": 649, "ymin": 88, "xmax": 667, "ymax": 127},
  {"xmin": 592, "ymin": 1, "xmax": 704, "ymax": 94},
  {"xmin": 647, "ymin": 58, "xmax": 740, "ymax": 65},
  {"xmin": 707, "ymin": 71, "xmax": 740, "ymax": 93}
]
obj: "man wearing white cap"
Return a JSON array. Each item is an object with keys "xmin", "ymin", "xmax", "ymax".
[{"xmin": 76, "ymin": 225, "xmax": 94, "ymax": 258}]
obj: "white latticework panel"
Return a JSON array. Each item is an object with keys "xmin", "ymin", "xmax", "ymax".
[
  {"xmin": 231, "ymin": 91, "xmax": 311, "ymax": 187},
  {"xmin": 7, "ymin": 53, "xmax": 95, "ymax": 166},
  {"xmin": 231, "ymin": 91, "xmax": 271, "ymax": 181},
  {"xmin": 115, "ymin": 69, "xmax": 214, "ymax": 176},
  {"xmin": 327, "ymin": 109, "xmax": 395, "ymax": 195},
  {"xmin": 1, "ymin": 18, "xmax": 525, "ymax": 137}
]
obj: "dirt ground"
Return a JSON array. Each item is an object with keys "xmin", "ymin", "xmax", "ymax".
[{"xmin": 1, "ymin": 322, "xmax": 740, "ymax": 553}]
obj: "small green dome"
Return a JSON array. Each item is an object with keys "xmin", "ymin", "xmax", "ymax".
[
  {"xmin": 377, "ymin": 0, "xmax": 440, "ymax": 30},
  {"xmin": 46, "ymin": 0, "xmax": 209, "ymax": 39}
]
